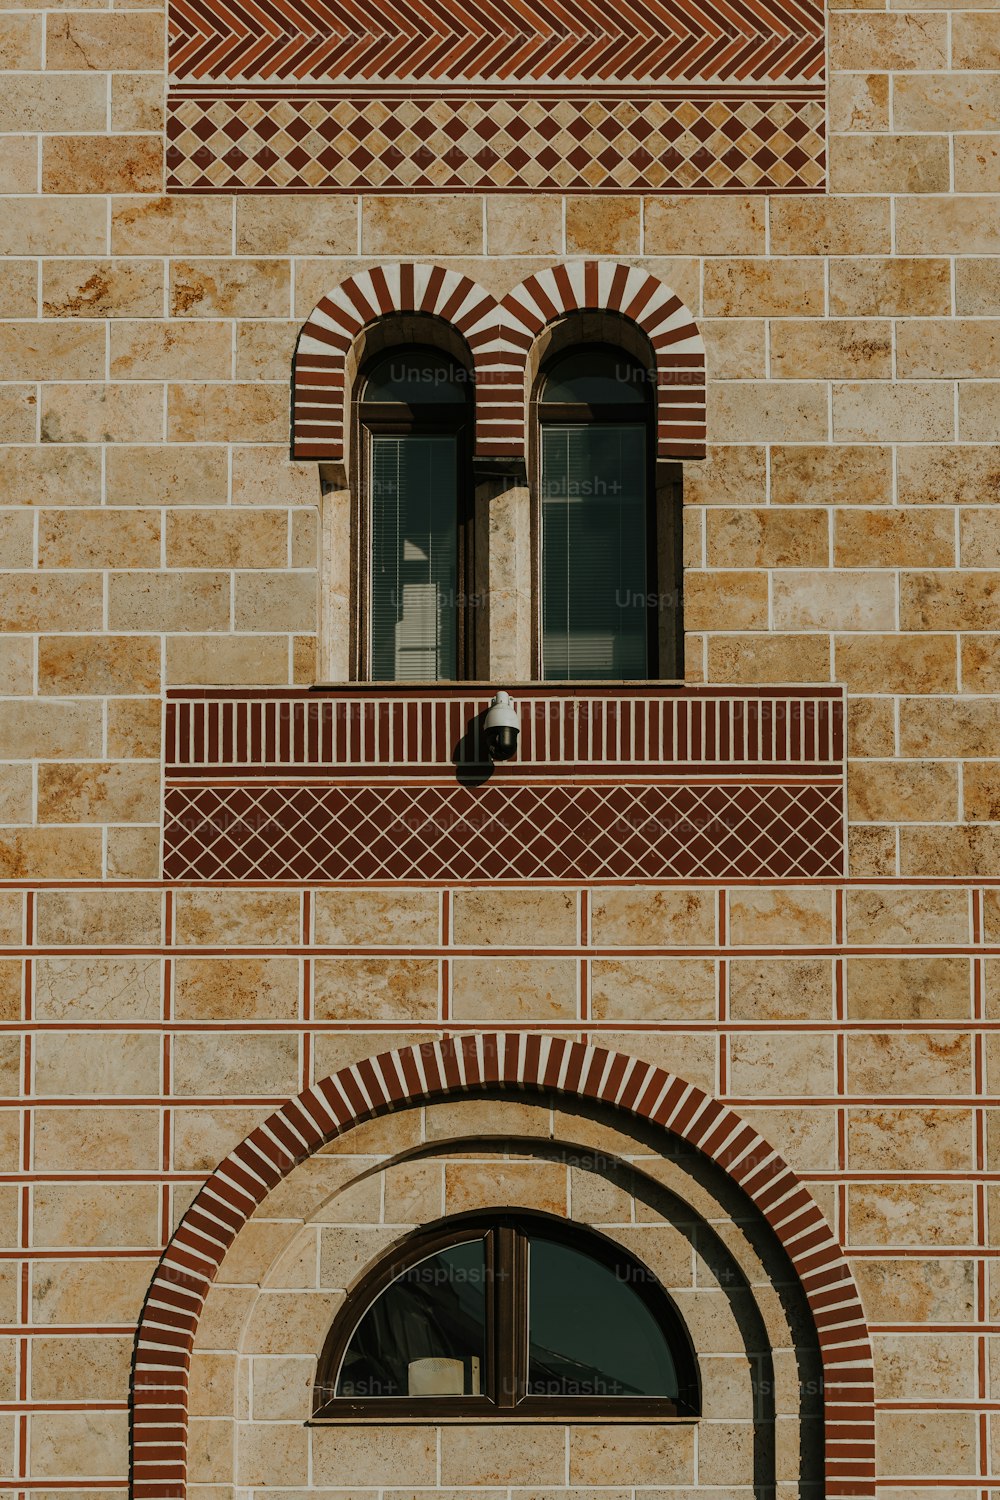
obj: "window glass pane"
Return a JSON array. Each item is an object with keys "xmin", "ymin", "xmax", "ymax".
[
  {"xmin": 363, "ymin": 351, "xmax": 466, "ymax": 405},
  {"xmin": 336, "ymin": 1239, "xmax": 487, "ymax": 1399},
  {"xmin": 541, "ymin": 424, "xmax": 648, "ymax": 680},
  {"xmin": 371, "ymin": 433, "xmax": 458, "ymax": 681},
  {"xmin": 540, "ymin": 349, "xmax": 647, "ymax": 405},
  {"xmin": 527, "ymin": 1236, "xmax": 679, "ymax": 1398}
]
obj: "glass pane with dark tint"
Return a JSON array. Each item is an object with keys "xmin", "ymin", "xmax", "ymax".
[
  {"xmin": 541, "ymin": 423, "xmax": 648, "ymax": 680},
  {"xmin": 363, "ymin": 351, "xmax": 467, "ymax": 405},
  {"xmin": 371, "ymin": 433, "xmax": 458, "ymax": 681},
  {"xmin": 540, "ymin": 349, "xmax": 648, "ymax": 405},
  {"xmin": 527, "ymin": 1236, "xmax": 679, "ymax": 1398},
  {"xmin": 336, "ymin": 1239, "xmax": 487, "ymax": 1399}
]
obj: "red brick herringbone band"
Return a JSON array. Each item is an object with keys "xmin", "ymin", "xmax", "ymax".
[
  {"xmin": 131, "ymin": 1034, "xmax": 875, "ymax": 1499},
  {"xmin": 291, "ymin": 260, "xmax": 707, "ymax": 464}
]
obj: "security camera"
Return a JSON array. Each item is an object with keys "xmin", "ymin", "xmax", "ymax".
[{"xmin": 483, "ymin": 690, "xmax": 520, "ymax": 761}]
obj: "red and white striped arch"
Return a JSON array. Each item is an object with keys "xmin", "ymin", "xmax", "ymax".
[
  {"xmin": 291, "ymin": 262, "xmax": 707, "ymax": 463},
  {"xmin": 131, "ymin": 1034, "xmax": 874, "ymax": 1500},
  {"xmin": 501, "ymin": 261, "xmax": 707, "ymax": 459}
]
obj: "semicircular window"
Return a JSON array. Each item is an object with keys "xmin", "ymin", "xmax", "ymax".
[{"xmin": 314, "ymin": 1212, "xmax": 699, "ymax": 1418}]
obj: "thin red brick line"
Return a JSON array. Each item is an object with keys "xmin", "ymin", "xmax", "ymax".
[
  {"xmin": 3, "ymin": 1326, "xmax": 135, "ymax": 1336},
  {"xmin": 3, "ymin": 1016, "xmax": 998, "ymax": 1034},
  {"xmin": 301, "ymin": 890, "xmax": 313, "ymax": 1091},
  {"xmin": 12, "ymin": 875, "xmax": 1000, "ymax": 891},
  {"xmin": 0, "ymin": 1400, "xmax": 129, "ymax": 1412}
]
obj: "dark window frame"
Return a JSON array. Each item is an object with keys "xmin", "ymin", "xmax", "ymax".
[
  {"xmin": 313, "ymin": 1209, "xmax": 700, "ymax": 1422},
  {"xmin": 352, "ymin": 341, "xmax": 476, "ymax": 682}
]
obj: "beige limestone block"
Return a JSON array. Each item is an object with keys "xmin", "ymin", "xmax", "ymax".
[
  {"xmin": 706, "ymin": 632, "xmax": 831, "ymax": 683},
  {"xmin": 166, "ymin": 509, "xmax": 287, "ymax": 569},
  {"xmin": 32, "ymin": 1257, "xmax": 155, "ymax": 1326},
  {"xmin": 0, "ymin": 830, "xmax": 98, "ymax": 881},
  {"xmin": 171, "ymin": 1105, "xmax": 267, "ymax": 1172},
  {"xmin": 231, "ymin": 444, "xmax": 320, "ymax": 505},
  {"xmin": 955, "ymin": 136, "xmax": 1000, "ymax": 192},
  {"xmin": 236, "ymin": 1422, "xmax": 308, "ymax": 1487},
  {"xmin": 729, "ymin": 1032, "xmax": 835, "ymax": 1097},
  {"xmin": 109, "ymin": 321, "xmax": 231, "ymax": 380},
  {"xmin": 168, "ymin": 633, "xmax": 291, "ymax": 687},
  {"xmin": 835, "ymin": 634, "xmax": 957, "ymax": 693},
  {"xmin": 0, "ymin": 1038, "xmax": 19, "ymax": 1098},
  {"xmin": 362, "ymin": 196, "xmax": 483, "ymax": 255},
  {"xmin": 38, "ymin": 636, "xmax": 160, "ymax": 696},
  {"xmin": 0, "ymin": 136, "xmax": 36, "ymax": 193},
  {"xmin": 112, "ymin": 195, "xmax": 233, "ymax": 256},
  {"xmin": 833, "ymin": 381, "xmax": 955, "ymax": 443},
  {"xmin": 46, "ymin": 11, "xmax": 163, "ymax": 66},
  {"xmin": 770, "ymin": 320, "xmax": 893, "ymax": 379},
  {"xmin": 966, "ymin": 765, "xmax": 1000, "ymax": 820},
  {"xmin": 644, "ymin": 195, "xmax": 764, "ymax": 255},
  {"xmin": 237, "ymin": 195, "xmax": 358, "ymax": 255},
  {"xmin": 875, "ymin": 1333, "xmax": 975, "ymax": 1401},
  {"xmin": 829, "ymin": 73, "xmax": 890, "ymax": 132},
  {"xmin": 899, "ymin": 319, "xmax": 1000, "ymax": 379},
  {"xmin": 960, "ymin": 508, "xmax": 1000, "ymax": 567},
  {"xmin": 425, "ymin": 1095, "xmax": 551, "ymax": 1142},
  {"xmin": 683, "ymin": 569, "xmax": 769, "ymax": 630},
  {"xmin": 451, "ymin": 956, "xmax": 576, "ymax": 1020},
  {"xmin": 312, "ymin": 889, "xmax": 437, "ymax": 947},
  {"xmin": 901, "ymin": 569, "xmax": 1000, "ymax": 630},
  {"xmin": 707, "ymin": 507, "xmax": 827, "ymax": 567},
  {"xmin": 952, "ymin": 9, "xmax": 1000, "ymax": 61},
  {"xmin": 311, "ymin": 1426, "xmax": 435, "ymax": 1487},
  {"xmin": 829, "ymin": 135, "xmax": 950, "ymax": 194},
  {"xmin": 444, "ymin": 1159, "xmax": 568, "ymax": 1215},
  {"xmin": 194, "ymin": 1283, "xmax": 257, "ymax": 1349},
  {"xmin": 0, "ymin": 962, "xmax": 22, "ymax": 1020},
  {"xmin": 248, "ymin": 1354, "xmax": 314, "ymax": 1420},
  {"xmin": 174, "ymin": 956, "xmax": 300, "ymax": 1021},
  {"xmin": 830, "ymin": 257, "xmax": 951, "ymax": 318},
  {"xmin": 111, "ymin": 74, "xmax": 164, "ymax": 132},
  {"xmin": 0, "ymin": 510, "xmax": 33, "ymax": 568},
  {"xmin": 774, "ymin": 570, "xmax": 895, "ymax": 631},
  {"xmin": 171, "ymin": 258, "xmax": 290, "ymax": 317},
  {"xmin": 728, "ymin": 888, "xmax": 832, "ymax": 946},
  {"xmin": 28, "ymin": 1410, "xmax": 127, "ymax": 1479},
  {"xmin": 854, "ymin": 1257, "xmax": 974, "ymax": 1323},
  {"xmin": 711, "ymin": 383, "xmax": 827, "ymax": 443},
  {"xmin": 0, "ymin": 573, "xmax": 103, "ymax": 632},
  {"xmin": 0, "ymin": 320, "xmax": 104, "ymax": 381},
  {"xmin": 0, "ymin": 385, "xmax": 37, "ymax": 442},
  {"xmin": 171, "ymin": 1032, "xmax": 299, "ymax": 1096},
  {"xmin": 683, "ymin": 445, "xmax": 766, "ymax": 506},
  {"xmin": 452, "ymin": 887, "xmax": 575, "ymax": 946},
  {"xmin": 591, "ymin": 887, "xmax": 715, "ymax": 946},
  {"xmin": 313, "ymin": 957, "xmax": 438, "ymax": 1021},
  {"xmin": 34, "ymin": 1031, "xmax": 160, "ymax": 1096},
  {"xmin": 851, "ymin": 882, "xmax": 971, "ymax": 942},
  {"xmin": 106, "ymin": 826, "xmax": 160, "ymax": 880},
  {"xmin": 901, "ymin": 825, "xmax": 1000, "ymax": 875},
  {"xmin": 835, "ymin": 507, "xmax": 954, "ymax": 567},
  {"xmin": 43, "ymin": 135, "xmax": 162, "ymax": 194},
  {"xmin": 877, "ymin": 1411, "xmax": 977, "ymax": 1477},
  {"xmin": 486, "ymin": 195, "xmax": 562, "ymax": 255},
  {"xmin": 850, "ymin": 1181, "xmax": 974, "ymax": 1246},
  {"xmin": 897, "ymin": 196, "xmax": 1000, "ymax": 255},
  {"xmin": 190, "ymin": 1350, "xmax": 239, "ymax": 1419},
  {"xmin": 0, "ymin": 260, "xmax": 38, "ymax": 318},
  {"xmin": 189, "ymin": 1417, "xmax": 234, "ymax": 1483},
  {"xmin": 571, "ymin": 1424, "xmax": 694, "ymax": 1485},
  {"xmin": 107, "ymin": 697, "xmax": 161, "ymax": 758},
  {"xmin": 0, "ymin": 637, "xmax": 33, "ymax": 696},
  {"xmin": 106, "ymin": 444, "xmax": 228, "ymax": 504},
  {"xmin": 849, "ymin": 1107, "xmax": 974, "ymax": 1173},
  {"xmin": 35, "ymin": 888, "xmax": 161, "ymax": 945},
  {"xmin": 0, "ymin": 196, "xmax": 105, "ymax": 257},
  {"xmin": 41, "ymin": 382, "xmax": 163, "ymax": 444},
  {"xmin": 728, "ymin": 957, "xmax": 833, "ymax": 1020},
  {"xmin": 829, "ymin": 10, "xmax": 946, "ymax": 65},
  {"xmin": 0, "ymin": 74, "xmax": 106, "ymax": 133},
  {"xmin": 174, "ymin": 889, "xmax": 301, "ymax": 946},
  {"xmin": 957, "ymin": 259, "xmax": 1000, "ymax": 314},
  {"xmin": 566, "ymin": 195, "xmax": 640, "ymax": 253},
  {"xmin": 849, "ymin": 761, "xmax": 959, "ymax": 823},
  {"xmin": 703, "ymin": 259, "xmax": 823, "ymax": 316},
  {"xmin": 108, "ymin": 571, "xmax": 230, "ymax": 631},
  {"xmin": 236, "ymin": 318, "xmax": 299, "ymax": 380},
  {"xmin": 37, "ymin": 762, "xmax": 160, "ymax": 823},
  {"xmin": 770, "ymin": 197, "xmax": 891, "ymax": 255},
  {"xmin": 0, "ymin": 12, "xmax": 40, "ymax": 64},
  {"xmin": 959, "ymin": 380, "xmax": 1000, "ymax": 439},
  {"xmin": 591, "ymin": 956, "xmax": 715, "ymax": 1020},
  {"xmin": 169, "ymin": 383, "xmax": 287, "ymax": 443},
  {"xmin": 902, "ymin": 699, "xmax": 1000, "ymax": 757},
  {"xmin": 34, "ymin": 954, "xmax": 159, "ymax": 1026},
  {"xmin": 38, "ymin": 508, "xmax": 160, "ymax": 568},
  {"xmin": 33, "ymin": 1183, "xmax": 160, "ymax": 1249},
  {"xmin": 702, "ymin": 316, "xmax": 767, "ymax": 378},
  {"xmin": 382, "ymin": 1156, "xmax": 444, "ymax": 1223},
  {"xmin": 963, "ymin": 637, "xmax": 1000, "ymax": 692},
  {"xmin": 43, "ymin": 258, "xmax": 164, "ymax": 319},
  {"xmin": 31, "ymin": 1332, "xmax": 131, "ymax": 1404},
  {"xmin": 233, "ymin": 570, "xmax": 316, "ymax": 630},
  {"xmin": 739, "ymin": 1104, "xmax": 837, "ymax": 1171},
  {"xmin": 848, "ymin": 1032, "xmax": 972, "ymax": 1095}
]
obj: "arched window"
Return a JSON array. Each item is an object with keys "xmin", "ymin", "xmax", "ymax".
[
  {"xmin": 314, "ymin": 1211, "xmax": 699, "ymax": 1419},
  {"xmin": 536, "ymin": 343, "xmax": 679, "ymax": 682},
  {"xmin": 356, "ymin": 346, "xmax": 473, "ymax": 681}
]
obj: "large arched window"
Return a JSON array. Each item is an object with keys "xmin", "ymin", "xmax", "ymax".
[
  {"xmin": 314, "ymin": 1211, "xmax": 699, "ymax": 1419},
  {"xmin": 355, "ymin": 346, "xmax": 473, "ymax": 681},
  {"xmin": 536, "ymin": 343, "xmax": 679, "ymax": 682}
]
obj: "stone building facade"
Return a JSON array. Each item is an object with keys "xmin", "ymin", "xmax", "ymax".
[{"xmin": 1, "ymin": 0, "xmax": 1000, "ymax": 1489}]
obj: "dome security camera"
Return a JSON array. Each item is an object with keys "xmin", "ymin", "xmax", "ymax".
[{"xmin": 483, "ymin": 690, "xmax": 520, "ymax": 761}]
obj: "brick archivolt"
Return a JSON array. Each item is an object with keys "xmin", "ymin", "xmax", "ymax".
[
  {"xmin": 291, "ymin": 260, "xmax": 707, "ymax": 466},
  {"xmin": 131, "ymin": 1033, "xmax": 874, "ymax": 1500}
]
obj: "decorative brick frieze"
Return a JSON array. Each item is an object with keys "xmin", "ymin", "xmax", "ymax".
[
  {"xmin": 166, "ymin": 0, "xmax": 826, "ymax": 190},
  {"xmin": 163, "ymin": 684, "xmax": 846, "ymax": 881}
]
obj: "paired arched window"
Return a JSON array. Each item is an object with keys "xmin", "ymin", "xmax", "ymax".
[
  {"xmin": 352, "ymin": 332, "xmax": 680, "ymax": 684},
  {"xmin": 314, "ymin": 1211, "xmax": 699, "ymax": 1420}
]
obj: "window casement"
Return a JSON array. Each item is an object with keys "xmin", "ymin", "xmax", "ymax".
[
  {"xmin": 354, "ymin": 346, "xmax": 474, "ymax": 682},
  {"xmin": 533, "ymin": 341, "xmax": 682, "ymax": 682},
  {"xmin": 313, "ymin": 1211, "xmax": 699, "ymax": 1421}
]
